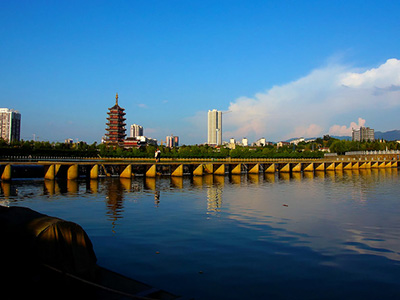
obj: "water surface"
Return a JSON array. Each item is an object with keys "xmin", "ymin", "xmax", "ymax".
[{"xmin": 1, "ymin": 169, "xmax": 400, "ymax": 299}]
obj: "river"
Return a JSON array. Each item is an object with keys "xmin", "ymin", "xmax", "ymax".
[{"xmin": 1, "ymin": 169, "xmax": 400, "ymax": 299}]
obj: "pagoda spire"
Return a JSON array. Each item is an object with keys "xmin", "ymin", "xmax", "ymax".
[{"xmin": 116, "ymin": 93, "xmax": 119, "ymax": 105}]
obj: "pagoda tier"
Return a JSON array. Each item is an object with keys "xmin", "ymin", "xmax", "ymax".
[
  {"xmin": 106, "ymin": 120, "xmax": 126, "ymax": 126},
  {"xmin": 104, "ymin": 93, "xmax": 127, "ymax": 145}
]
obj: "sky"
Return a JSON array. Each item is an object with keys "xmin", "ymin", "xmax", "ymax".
[{"xmin": 1, "ymin": 0, "xmax": 399, "ymax": 144}]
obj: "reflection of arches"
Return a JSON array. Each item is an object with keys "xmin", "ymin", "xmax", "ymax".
[
  {"xmin": 171, "ymin": 177, "xmax": 183, "ymax": 189},
  {"xmin": 145, "ymin": 177, "xmax": 156, "ymax": 190},
  {"xmin": 44, "ymin": 180, "xmax": 60, "ymax": 195},
  {"xmin": 230, "ymin": 175, "xmax": 241, "ymax": 185},
  {"xmin": 88, "ymin": 180, "xmax": 98, "ymax": 194},
  {"xmin": 1, "ymin": 181, "xmax": 12, "ymax": 198},
  {"xmin": 119, "ymin": 178, "xmax": 132, "ymax": 191},
  {"xmin": 248, "ymin": 174, "xmax": 260, "ymax": 184},
  {"xmin": 192, "ymin": 176, "xmax": 203, "ymax": 187},
  {"xmin": 213, "ymin": 175, "xmax": 225, "ymax": 186},
  {"xmin": 67, "ymin": 180, "xmax": 79, "ymax": 194}
]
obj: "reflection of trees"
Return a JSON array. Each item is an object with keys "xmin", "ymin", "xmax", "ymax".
[{"xmin": 105, "ymin": 179, "xmax": 125, "ymax": 231}]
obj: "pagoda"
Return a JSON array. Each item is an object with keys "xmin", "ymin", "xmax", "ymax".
[{"xmin": 105, "ymin": 93, "xmax": 126, "ymax": 145}]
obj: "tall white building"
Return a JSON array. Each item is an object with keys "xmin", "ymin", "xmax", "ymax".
[
  {"xmin": 130, "ymin": 124, "xmax": 143, "ymax": 138},
  {"xmin": 208, "ymin": 109, "xmax": 222, "ymax": 145},
  {"xmin": 0, "ymin": 108, "xmax": 21, "ymax": 142},
  {"xmin": 352, "ymin": 127, "xmax": 375, "ymax": 142},
  {"xmin": 166, "ymin": 135, "xmax": 179, "ymax": 148}
]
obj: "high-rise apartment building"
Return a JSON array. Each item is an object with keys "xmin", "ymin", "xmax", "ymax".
[
  {"xmin": 352, "ymin": 126, "xmax": 375, "ymax": 142},
  {"xmin": 105, "ymin": 93, "xmax": 126, "ymax": 145},
  {"xmin": 208, "ymin": 109, "xmax": 222, "ymax": 145},
  {"xmin": 130, "ymin": 124, "xmax": 143, "ymax": 138},
  {"xmin": 166, "ymin": 135, "xmax": 179, "ymax": 148},
  {"xmin": 0, "ymin": 108, "xmax": 21, "ymax": 142}
]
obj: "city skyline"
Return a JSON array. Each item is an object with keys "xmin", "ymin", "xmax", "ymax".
[{"xmin": 1, "ymin": 1, "xmax": 400, "ymax": 144}]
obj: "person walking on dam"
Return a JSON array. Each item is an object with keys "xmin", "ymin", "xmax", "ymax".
[{"xmin": 155, "ymin": 149, "xmax": 161, "ymax": 163}]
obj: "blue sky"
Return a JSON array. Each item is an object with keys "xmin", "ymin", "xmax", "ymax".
[{"xmin": 1, "ymin": 0, "xmax": 399, "ymax": 144}]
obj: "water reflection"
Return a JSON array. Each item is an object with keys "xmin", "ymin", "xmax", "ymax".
[
  {"xmin": 145, "ymin": 177, "xmax": 156, "ymax": 190},
  {"xmin": 1, "ymin": 181, "xmax": 13, "ymax": 198},
  {"xmin": 192, "ymin": 176, "xmax": 204, "ymax": 187},
  {"xmin": 104, "ymin": 179, "xmax": 125, "ymax": 230},
  {"xmin": 154, "ymin": 190, "xmax": 160, "ymax": 207},
  {"xmin": 1, "ymin": 169, "xmax": 400, "ymax": 264},
  {"xmin": 207, "ymin": 185, "xmax": 223, "ymax": 214},
  {"xmin": 89, "ymin": 179, "xmax": 98, "ymax": 194},
  {"xmin": 170, "ymin": 177, "xmax": 183, "ymax": 189}
]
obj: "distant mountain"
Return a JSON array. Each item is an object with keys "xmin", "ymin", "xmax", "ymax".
[
  {"xmin": 330, "ymin": 136, "xmax": 351, "ymax": 141},
  {"xmin": 284, "ymin": 130, "xmax": 400, "ymax": 143},
  {"xmin": 375, "ymin": 130, "xmax": 400, "ymax": 141},
  {"xmin": 284, "ymin": 136, "xmax": 350, "ymax": 142}
]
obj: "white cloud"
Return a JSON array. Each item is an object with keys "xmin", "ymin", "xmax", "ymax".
[
  {"xmin": 138, "ymin": 103, "xmax": 148, "ymax": 109},
  {"xmin": 329, "ymin": 117, "xmax": 366, "ymax": 136},
  {"xmin": 222, "ymin": 58, "xmax": 400, "ymax": 141},
  {"xmin": 340, "ymin": 58, "xmax": 400, "ymax": 88},
  {"xmin": 289, "ymin": 124, "xmax": 324, "ymax": 139}
]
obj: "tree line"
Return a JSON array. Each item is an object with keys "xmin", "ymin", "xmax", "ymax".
[
  {"xmin": 329, "ymin": 139, "xmax": 400, "ymax": 154},
  {"xmin": 1, "ymin": 136, "xmax": 399, "ymax": 159}
]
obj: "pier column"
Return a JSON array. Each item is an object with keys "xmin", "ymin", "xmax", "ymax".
[
  {"xmin": 264, "ymin": 163, "xmax": 275, "ymax": 173},
  {"xmin": 303, "ymin": 163, "xmax": 314, "ymax": 172},
  {"xmin": 193, "ymin": 164, "xmax": 203, "ymax": 176},
  {"xmin": 248, "ymin": 163, "xmax": 259, "ymax": 174},
  {"xmin": 231, "ymin": 163, "xmax": 242, "ymax": 175},
  {"xmin": 204, "ymin": 163, "xmax": 214, "ymax": 174},
  {"xmin": 352, "ymin": 162, "xmax": 359, "ymax": 169},
  {"xmin": 67, "ymin": 164, "xmax": 79, "ymax": 180},
  {"xmin": 120, "ymin": 164, "xmax": 132, "ymax": 178},
  {"xmin": 44, "ymin": 164, "xmax": 56, "ymax": 180},
  {"xmin": 360, "ymin": 162, "xmax": 371, "ymax": 169},
  {"xmin": 90, "ymin": 165, "xmax": 99, "ymax": 179},
  {"xmin": 214, "ymin": 164, "xmax": 225, "ymax": 175},
  {"xmin": 146, "ymin": 165, "xmax": 156, "ymax": 177},
  {"xmin": 326, "ymin": 163, "xmax": 335, "ymax": 171},
  {"xmin": 315, "ymin": 163, "xmax": 325, "ymax": 171},
  {"xmin": 280, "ymin": 163, "xmax": 291, "ymax": 173},
  {"xmin": 171, "ymin": 164, "xmax": 183, "ymax": 177},
  {"xmin": 343, "ymin": 162, "xmax": 352, "ymax": 170},
  {"xmin": 1, "ymin": 164, "xmax": 11, "ymax": 181},
  {"xmin": 292, "ymin": 163, "xmax": 301, "ymax": 172},
  {"xmin": 335, "ymin": 163, "xmax": 343, "ymax": 171}
]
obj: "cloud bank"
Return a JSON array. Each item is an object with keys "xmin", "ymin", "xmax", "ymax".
[{"xmin": 223, "ymin": 58, "xmax": 400, "ymax": 141}]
